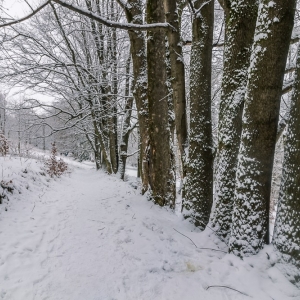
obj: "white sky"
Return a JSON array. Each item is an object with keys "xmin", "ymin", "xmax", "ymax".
[
  {"xmin": 2, "ymin": 0, "xmax": 39, "ymax": 18},
  {"xmin": 1, "ymin": 0, "xmax": 55, "ymax": 104}
]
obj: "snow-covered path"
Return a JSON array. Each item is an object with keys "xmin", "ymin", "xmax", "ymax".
[{"xmin": 0, "ymin": 162, "xmax": 299, "ymax": 300}]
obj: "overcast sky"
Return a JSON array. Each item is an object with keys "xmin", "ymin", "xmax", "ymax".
[
  {"xmin": 2, "ymin": 0, "xmax": 39, "ymax": 18},
  {"xmin": 1, "ymin": 0, "xmax": 55, "ymax": 103}
]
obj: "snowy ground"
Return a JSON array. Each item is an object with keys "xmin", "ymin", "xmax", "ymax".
[{"xmin": 0, "ymin": 157, "xmax": 299, "ymax": 300}]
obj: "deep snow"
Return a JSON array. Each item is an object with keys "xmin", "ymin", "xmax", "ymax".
[{"xmin": 0, "ymin": 156, "xmax": 299, "ymax": 300}]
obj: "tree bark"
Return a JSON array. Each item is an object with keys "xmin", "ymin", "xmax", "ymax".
[
  {"xmin": 108, "ymin": 0, "xmax": 119, "ymax": 174},
  {"xmin": 211, "ymin": 0, "xmax": 258, "ymax": 243},
  {"xmin": 119, "ymin": 54, "xmax": 133, "ymax": 180},
  {"xmin": 182, "ymin": 0, "xmax": 214, "ymax": 228},
  {"xmin": 119, "ymin": 0, "xmax": 151, "ymax": 194},
  {"xmin": 164, "ymin": 0, "xmax": 188, "ymax": 177},
  {"xmin": 229, "ymin": 0, "xmax": 296, "ymax": 256},
  {"xmin": 273, "ymin": 44, "xmax": 300, "ymax": 278},
  {"xmin": 147, "ymin": 0, "xmax": 176, "ymax": 207}
]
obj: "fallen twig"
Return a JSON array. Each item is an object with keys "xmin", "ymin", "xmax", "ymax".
[
  {"xmin": 173, "ymin": 228, "xmax": 227, "ymax": 253},
  {"xmin": 206, "ymin": 285, "xmax": 250, "ymax": 297},
  {"xmin": 98, "ymin": 227, "xmax": 105, "ymax": 231},
  {"xmin": 38, "ymin": 192, "xmax": 45, "ymax": 199},
  {"xmin": 31, "ymin": 202, "xmax": 35, "ymax": 212},
  {"xmin": 99, "ymin": 195, "xmax": 116, "ymax": 201}
]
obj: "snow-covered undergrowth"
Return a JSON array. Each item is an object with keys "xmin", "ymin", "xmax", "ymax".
[{"xmin": 0, "ymin": 157, "xmax": 299, "ymax": 300}]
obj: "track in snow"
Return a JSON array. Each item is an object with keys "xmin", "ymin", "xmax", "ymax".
[{"xmin": 0, "ymin": 162, "xmax": 298, "ymax": 300}]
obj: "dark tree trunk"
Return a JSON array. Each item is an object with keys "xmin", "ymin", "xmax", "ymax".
[
  {"xmin": 229, "ymin": 0, "xmax": 296, "ymax": 256},
  {"xmin": 182, "ymin": 0, "xmax": 214, "ymax": 228},
  {"xmin": 120, "ymin": 0, "xmax": 151, "ymax": 194},
  {"xmin": 164, "ymin": 0, "xmax": 188, "ymax": 177},
  {"xmin": 147, "ymin": 0, "xmax": 176, "ymax": 207}
]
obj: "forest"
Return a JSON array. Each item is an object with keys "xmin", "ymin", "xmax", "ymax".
[{"xmin": 0, "ymin": 0, "xmax": 299, "ymax": 291}]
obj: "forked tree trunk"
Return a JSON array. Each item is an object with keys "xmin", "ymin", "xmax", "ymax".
[
  {"xmin": 147, "ymin": 0, "xmax": 176, "ymax": 207},
  {"xmin": 273, "ymin": 44, "xmax": 300, "ymax": 275},
  {"xmin": 211, "ymin": 0, "xmax": 258, "ymax": 243},
  {"xmin": 229, "ymin": 0, "xmax": 296, "ymax": 256},
  {"xmin": 182, "ymin": 0, "xmax": 214, "ymax": 228}
]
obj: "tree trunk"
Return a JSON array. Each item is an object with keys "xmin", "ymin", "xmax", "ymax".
[
  {"xmin": 119, "ymin": 54, "xmax": 133, "ymax": 181},
  {"xmin": 147, "ymin": 0, "xmax": 176, "ymax": 207},
  {"xmin": 164, "ymin": 0, "xmax": 188, "ymax": 177},
  {"xmin": 211, "ymin": 0, "xmax": 258, "ymax": 243},
  {"xmin": 108, "ymin": 0, "xmax": 119, "ymax": 174},
  {"xmin": 229, "ymin": 0, "xmax": 296, "ymax": 256},
  {"xmin": 121, "ymin": 0, "xmax": 151, "ymax": 194},
  {"xmin": 182, "ymin": 0, "xmax": 214, "ymax": 228},
  {"xmin": 273, "ymin": 44, "xmax": 300, "ymax": 277}
]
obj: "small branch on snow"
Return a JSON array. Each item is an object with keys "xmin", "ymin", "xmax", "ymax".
[
  {"xmin": 98, "ymin": 227, "xmax": 105, "ymax": 231},
  {"xmin": 31, "ymin": 202, "xmax": 36, "ymax": 212},
  {"xmin": 206, "ymin": 285, "xmax": 251, "ymax": 297},
  {"xmin": 173, "ymin": 228, "xmax": 226, "ymax": 253},
  {"xmin": 38, "ymin": 192, "xmax": 45, "ymax": 199}
]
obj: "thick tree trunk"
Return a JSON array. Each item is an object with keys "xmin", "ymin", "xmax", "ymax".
[
  {"xmin": 163, "ymin": 0, "xmax": 188, "ymax": 176},
  {"xmin": 229, "ymin": 0, "xmax": 296, "ymax": 256},
  {"xmin": 273, "ymin": 44, "xmax": 300, "ymax": 277},
  {"xmin": 182, "ymin": 0, "xmax": 214, "ymax": 228},
  {"xmin": 211, "ymin": 0, "xmax": 258, "ymax": 243},
  {"xmin": 147, "ymin": 0, "xmax": 176, "ymax": 207},
  {"xmin": 121, "ymin": 0, "xmax": 151, "ymax": 194}
]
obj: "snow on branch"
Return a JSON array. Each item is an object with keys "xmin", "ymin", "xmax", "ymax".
[
  {"xmin": 282, "ymin": 78, "xmax": 294, "ymax": 95},
  {"xmin": 0, "ymin": 0, "xmax": 175, "ymax": 32},
  {"xmin": 52, "ymin": 0, "xmax": 175, "ymax": 31}
]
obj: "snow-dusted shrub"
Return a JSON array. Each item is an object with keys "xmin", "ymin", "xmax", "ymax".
[
  {"xmin": 0, "ymin": 133, "xmax": 9, "ymax": 156},
  {"xmin": 44, "ymin": 142, "xmax": 68, "ymax": 177}
]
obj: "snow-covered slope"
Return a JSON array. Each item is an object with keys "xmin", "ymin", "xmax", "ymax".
[{"xmin": 0, "ymin": 157, "xmax": 298, "ymax": 300}]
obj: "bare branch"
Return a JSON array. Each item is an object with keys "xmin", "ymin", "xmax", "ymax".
[
  {"xmin": 206, "ymin": 285, "xmax": 250, "ymax": 297},
  {"xmin": 173, "ymin": 228, "xmax": 227, "ymax": 253},
  {"xmin": 23, "ymin": 0, "xmax": 35, "ymax": 12},
  {"xmin": 52, "ymin": 0, "xmax": 175, "ymax": 32},
  {"xmin": 0, "ymin": 1, "xmax": 51, "ymax": 28},
  {"xmin": 0, "ymin": 0, "xmax": 174, "ymax": 32}
]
